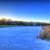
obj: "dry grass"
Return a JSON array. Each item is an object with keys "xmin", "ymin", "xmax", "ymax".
[
  {"xmin": 39, "ymin": 25, "xmax": 50, "ymax": 40},
  {"xmin": 42, "ymin": 25, "xmax": 50, "ymax": 33}
]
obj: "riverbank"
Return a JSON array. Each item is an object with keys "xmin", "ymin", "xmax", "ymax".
[
  {"xmin": 38, "ymin": 25, "xmax": 50, "ymax": 40},
  {"xmin": 0, "ymin": 25, "xmax": 17, "ymax": 28}
]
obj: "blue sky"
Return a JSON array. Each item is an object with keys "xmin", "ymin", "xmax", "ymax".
[{"xmin": 0, "ymin": 1, "xmax": 50, "ymax": 22}]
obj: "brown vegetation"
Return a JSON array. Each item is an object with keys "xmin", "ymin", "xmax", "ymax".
[
  {"xmin": 42, "ymin": 25, "xmax": 50, "ymax": 33},
  {"xmin": 39, "ymin": 25, "xmax": 50, "ymax": 40}
]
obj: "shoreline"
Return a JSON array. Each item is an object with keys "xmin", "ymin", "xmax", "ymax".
[{"xmin": 38, "ymin": 25, "xmax": 50, "ymax": 40}]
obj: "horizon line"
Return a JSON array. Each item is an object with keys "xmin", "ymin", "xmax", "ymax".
[{"xmin": 0, "ymin": 16, "xmax": 50, "ymax": 23}]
